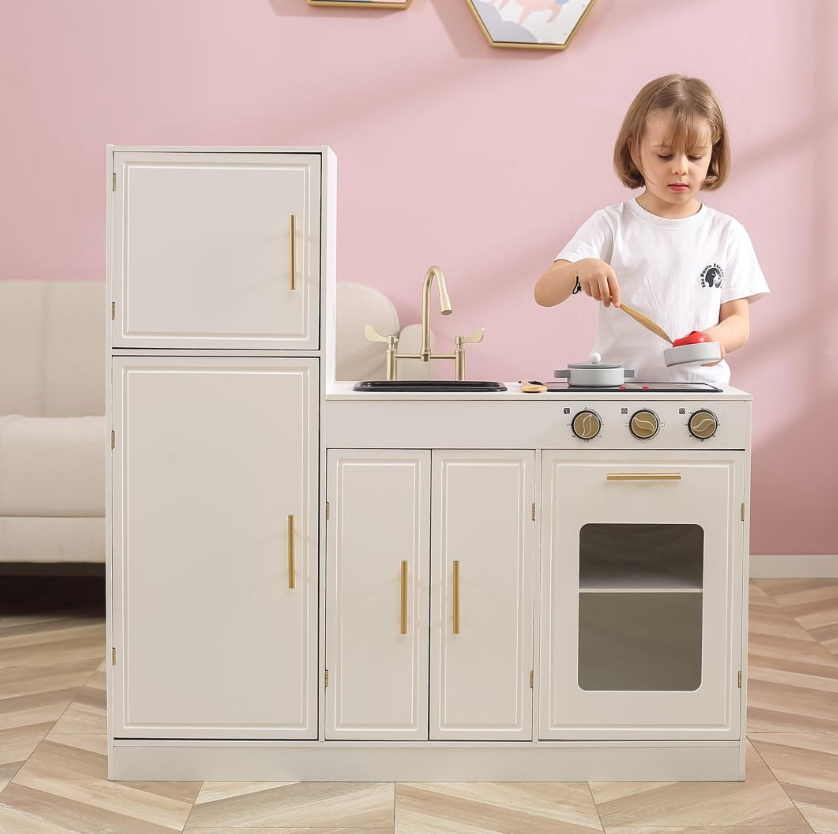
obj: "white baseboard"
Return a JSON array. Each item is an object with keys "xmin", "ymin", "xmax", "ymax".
[{"xmin": 750, "ymin": 554, "xmax": 838, "ymax": 578}]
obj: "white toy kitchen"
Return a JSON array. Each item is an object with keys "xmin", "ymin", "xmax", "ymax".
[{"xmin": 105, "ymin": 146, "xmax": 751, "ymax": 782}]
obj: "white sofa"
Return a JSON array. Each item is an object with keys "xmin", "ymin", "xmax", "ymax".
[
  {"xmin": 0, "ymin": 281, "xmax": 106, "ymax": 563},
  {"xmin": 0, "ymin": 280, "xmax": 426, "ymax": 564}
]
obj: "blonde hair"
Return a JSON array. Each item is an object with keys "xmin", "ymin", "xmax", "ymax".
[{"xmin": 614, "ymin": 74, "xmax": 730, "ymax": 191}]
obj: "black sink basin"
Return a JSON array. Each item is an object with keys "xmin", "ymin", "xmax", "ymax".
[{"xmin": 353, "ymin": 380, "xmax": 507, "ymax": 392}]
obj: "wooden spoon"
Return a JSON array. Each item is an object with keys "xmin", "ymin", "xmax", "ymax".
[{"xmin": 619, "ymin": 302, "xmax": 673, "ymax": 345}]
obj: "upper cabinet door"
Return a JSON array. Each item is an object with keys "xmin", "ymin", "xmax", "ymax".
[
  {"xmin": 111, "ymin": 357, "xmax": 319, "ymax": 739},
  {"xmin": 111, "ymin": 152, "xmax": 320, "ymax": 350},
  {"xmin": 430, "ymin": 451, "xmax": 535, "ymax": 740}
]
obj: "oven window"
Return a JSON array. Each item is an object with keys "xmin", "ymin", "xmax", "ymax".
[{"xmin": 578, "ymin": 523, "xmax": 703, "ymax": 692}]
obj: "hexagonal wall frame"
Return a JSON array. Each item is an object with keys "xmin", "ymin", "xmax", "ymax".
[{"xmin": 466, "ymin": 0, "xmax": 596, "ymax": 50}]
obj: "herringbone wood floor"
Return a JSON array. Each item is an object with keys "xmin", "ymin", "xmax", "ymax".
[{"xmin": 1, "ymin": 577, "xmax": 837, "ymax": 833}]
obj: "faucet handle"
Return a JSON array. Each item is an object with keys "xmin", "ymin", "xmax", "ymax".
[
  {"xmin": 456, "ymin": 326, "xmax": 485, "ymax": 346},
  {"xmin": 365, "ymin": 324, "xmax": 398, "ymax": 346}
]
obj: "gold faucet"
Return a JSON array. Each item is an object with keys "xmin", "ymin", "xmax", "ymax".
[
  {"xmin": 420, "ymin": 266, "xmax": 452, "ymax": 360},
  {"xmin": 364, "ymin": 265, "xmax": 484, "ymax": 381}
]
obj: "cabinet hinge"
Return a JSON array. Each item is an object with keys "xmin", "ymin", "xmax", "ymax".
[
  {"xmin": 531, "ymin": 502, "xmax": 536, "ymax": 522},
  {"xmin": 110, "ymin": 430, "xmax": 115, "ymax": 449},
  {"xmin": 741, "ymin": 502, "xmax": 745, "ymax": 522},
  {"xmin": 112, "ymin": 173, "xmax": 116, "ymax": 192},
  {"xmin": 737, "ymin": 670, "xmax": 742, "ymax": 688},
  {"xmin": 325, "ymin": 501, "xmax": 330, "ymax": 521},
  {"xmin": 111, "ymin": 301, "xmax": 115, "ymax": 320},
  {"xmin": 529, "ymin": 670, "xmax": 534, "ymax": 688},
  {"xmin": 324, "ymin": 669, "xmax": 329, "ymax": 688},
  {"xmin": 112, "ymin": 647, "xmax": 117, "ymax": 665}
]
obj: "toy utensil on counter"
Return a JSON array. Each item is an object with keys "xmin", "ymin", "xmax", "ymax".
[{"xmin": 519, "ymin": 380, "xmax": 547, "ymax": 393}]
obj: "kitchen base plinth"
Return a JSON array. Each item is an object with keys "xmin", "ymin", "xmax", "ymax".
[{"xmin": 110, "ymin": 739, "xmax": 744, "ymax": 782}]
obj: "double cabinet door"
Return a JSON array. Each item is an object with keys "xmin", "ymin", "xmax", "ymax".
[
  {"xmin": 111, "ymin": 357, "xmax": 319, "ymax": 739},
  {"xmin": 325, "ymin": 449, "xmax": 535, "ymax": 740},
  {"xmin": 110, "ymin": 151, "xmax": 321, "ymax": 350},
  {"xmin": 539, "ymin": 450, "xmax": 744, "ymax": 741}
]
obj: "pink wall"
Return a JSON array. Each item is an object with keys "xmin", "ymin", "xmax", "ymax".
[{"xmin": 2, "ymin": 0, "xmax": 836, "ymax": 554}]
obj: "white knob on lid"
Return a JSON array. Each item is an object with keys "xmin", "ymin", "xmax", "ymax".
[{"xmin": 589, "ymin": 352, "xmax": 602, "ymax": 365}]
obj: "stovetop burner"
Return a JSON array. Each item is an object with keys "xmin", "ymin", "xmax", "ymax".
[{"xmin": 545, "ymin": 381, "xmax": 723, "ymax": 393}]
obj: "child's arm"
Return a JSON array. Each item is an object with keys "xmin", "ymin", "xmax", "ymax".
[
  {"xmin": 702, "ymin": 299, "xmax": 750, "ymax": 366},
  {"xmin": 534, "ymin": 259, "xmax": 621, "ymax": 308},
  {"xmin": 534, "ymin": 260, "xmax": 578, "ymax": 307}
]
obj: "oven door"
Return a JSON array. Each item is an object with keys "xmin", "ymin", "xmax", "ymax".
[{"xmin": 539, "ymin": 450, "xmax": 745, "ymax": 740}]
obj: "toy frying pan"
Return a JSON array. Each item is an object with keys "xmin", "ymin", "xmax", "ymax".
[{"xmin": 663, "ymin": 342, "xmax": 722, "ymax": 366}]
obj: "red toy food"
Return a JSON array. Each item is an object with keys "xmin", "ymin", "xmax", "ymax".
[{"xmin": 672, "ymin": 330, "xmax": 709, "ymax": 347}]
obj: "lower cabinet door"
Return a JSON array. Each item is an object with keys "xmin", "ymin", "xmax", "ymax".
[
  {"xmin": 325, "ymin": 450, "xmax": 430, "ymax": 740},
  {"xmin": 539, "ymin": 450, "xmax": 744, "ymax": 741},
  {"xmin": 111, "ymin": 357, "xmax": 318, "ymax": 739},
  {"xmin": 430, "ymin": 450, "xmax": 535, "ymax": 740}
]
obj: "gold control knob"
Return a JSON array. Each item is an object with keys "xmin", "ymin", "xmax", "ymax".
[
  {"xmin": 572, "ymin": 409, "xmax": 602, "ymax": 440},
  {"xmin": 688, "ymin": 409, "xmax": 719, "ymax": 440},
  {"xmin": 629, "ymin": 409, "xmax": 660, "ymax": 440}
]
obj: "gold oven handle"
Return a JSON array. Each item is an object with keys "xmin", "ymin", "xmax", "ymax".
[
  {"xmin": 606, "ymin": 473, "xmax": 682, "ymax": 481},
  {"xmin": 400, "ymin": 560, "xmax": 408, "ymax": 635},
  {"xmin": 289, "ymin": 214, "xmax": 297, "ymax": 291},
  {"xmin": 453, "ymin": 560, "xmax": 460, "ymax": 635},
  {"xmin": 288, "ymin": 514, "xmax": 296, "ymax": 590}
]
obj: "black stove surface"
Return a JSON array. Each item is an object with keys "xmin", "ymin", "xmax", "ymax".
[{"xmin": 545, "ymin": 381, "xmax": 723, "ymax": 393}]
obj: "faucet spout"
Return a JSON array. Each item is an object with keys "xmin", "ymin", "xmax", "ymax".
[{"xmin": 421, "ymin": 266, "xmax": 452, "ymax": 360}]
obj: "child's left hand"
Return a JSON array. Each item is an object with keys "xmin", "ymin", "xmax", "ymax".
[{"xmin": 701, "ymin": 333, "xmax": 726, "ymax": 367}]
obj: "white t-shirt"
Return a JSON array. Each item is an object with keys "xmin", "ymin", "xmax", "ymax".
[{"xmin": 555, "ymin": 197, "xmax": 770, "ymax": 386}]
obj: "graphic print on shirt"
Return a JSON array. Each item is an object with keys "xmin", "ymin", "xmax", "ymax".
[{"xmin": 700, "ymin": 263, "xmax": 724, "ymax": 288}]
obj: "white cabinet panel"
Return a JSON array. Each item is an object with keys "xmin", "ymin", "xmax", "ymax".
[
  {"xmin": 326, "ymin": 450, "xmax": 430, "ymax": 740},
  {"xmin": 111, "ymin": 357, "xmax": 318, "ymax": 739},
  {"xmin": 430, "ymin": 451, "xmax": 535, "ymax": 740},
  {"xmin": 111, "ymin": 152, "xmax": 320, "ymax": 350},
  {"xmin": 539, "ymin": 450, "xmax": 743, "ymax": 741}
]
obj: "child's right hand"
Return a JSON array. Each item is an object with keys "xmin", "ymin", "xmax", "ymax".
[{"xmin": 576, "ymin": 258, "xmax": 621, "ymax": 308}]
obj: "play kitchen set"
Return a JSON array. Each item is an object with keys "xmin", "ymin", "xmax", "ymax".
[{"xmin": 106, "ymin": 146, "xmax": 752, "ymax": 783}]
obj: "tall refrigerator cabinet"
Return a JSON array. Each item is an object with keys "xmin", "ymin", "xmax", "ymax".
[{"xmin": 105, "ymin": 148, "xmax": 336, "ymax": 771}]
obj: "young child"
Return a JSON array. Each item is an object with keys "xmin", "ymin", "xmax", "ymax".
[{"xmin": 534, "ymin": 74, "xmax": 769, "ymax": 386}]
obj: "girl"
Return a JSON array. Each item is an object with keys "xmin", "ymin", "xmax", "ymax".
[{"xmin": 534, "ymin": 74, "xmax": 769, "ymax": 385}]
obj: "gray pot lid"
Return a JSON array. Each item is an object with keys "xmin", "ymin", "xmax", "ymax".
[{"xmin": 567, "ymin": 362, "xmax": 624, "ymax": 370}]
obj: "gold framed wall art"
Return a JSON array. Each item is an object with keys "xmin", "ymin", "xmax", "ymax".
[
  {"xmin": 466, "ymin": 0, "xmax": 596, "ymax": 50},
  {"xmin": 308, "ymin": 0, "xmax": 412, "ymax": 8}
]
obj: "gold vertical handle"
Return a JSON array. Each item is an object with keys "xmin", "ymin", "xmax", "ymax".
[
  {"xmin": 400, "ymin": 560, "xmax": 408, "ymax": 635},
  {"xmin": 453, "ymin": 560, "xmax": 460, "ymax": 635},
  {"xmin": 288, "ymin": 514, "xmax": 296, "ymax": 590},
  {"xmin": 289, "ymin": 214, "xmax": 297, "ymax": 290}
]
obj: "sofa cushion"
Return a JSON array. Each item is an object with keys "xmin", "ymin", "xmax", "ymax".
[
  {"xmin": 0, "ymin": 517, "xmax": 104, "ymax": 563},
  {"xmin": 0, "ymin": 415, "xmax": 105, "ymax": 517}
]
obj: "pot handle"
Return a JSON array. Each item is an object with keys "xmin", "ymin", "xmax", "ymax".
[
  {"xmin": 554, "ymin": 370, "xmax": 571, "ymax": 379},
  {"xmin": 624, "ymin": 369, "xmax": 636, "ymax": 378}
]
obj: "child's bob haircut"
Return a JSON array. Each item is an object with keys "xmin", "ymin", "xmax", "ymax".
[{"xmin": 614, "ymin": 74, "xmax": 731, "ymax": 191}]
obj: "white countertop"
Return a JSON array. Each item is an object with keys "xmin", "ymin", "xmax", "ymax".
[{"xmin": 326, "ymin": 381, "xmax": 753, "ymax": 402}]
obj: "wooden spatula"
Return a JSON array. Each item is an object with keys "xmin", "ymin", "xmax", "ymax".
[{"xmin": 619, "ymin": 302, "xmax": 673, "ymax": 345}]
